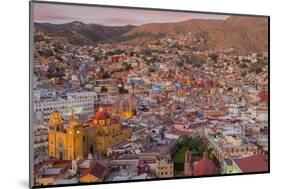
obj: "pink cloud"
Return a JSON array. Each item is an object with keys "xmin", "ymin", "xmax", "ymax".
[{"xmin": 33, "ymin": 2, "xmax": 228, "ymax": 26}]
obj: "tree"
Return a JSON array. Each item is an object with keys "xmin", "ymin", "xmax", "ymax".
[
  {"xmin": 209, "ymin": 53, "xmax": 218, "ymax": 62},
  {"xmin": 119, "ymin": 86, "xmax": 128, "ymax": 94},
  {"xmin": 241, "ymin": 71, "xmax": 247, "ymax": 77},
  {"xmin": 122, "ymin": 62, "xmax": 133, "ymax": 71},
  {"xmin": 173, "ymin": 136, "xmax": 207, "ymax": 172},
  {"xmin": 239, "ymin": 63, "xmax": 248, "ymax": 68},
  {"xmin": 94, "ymin": 55, "xmax": 101, "ymax": 61},
  {"xmin": 255, "ymin": 67, "xmax": 263, "ymax": 74},
  {"xmin": 148, "ymin": 67, "xmax": 156, "ymax": 73}
]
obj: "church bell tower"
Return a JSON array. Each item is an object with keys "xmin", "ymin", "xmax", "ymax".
[
  {"xmin": 48, "ymin": 111, "xmax": 63, "ymax": 158},
  {"xmin": 66, "ymin": 115, "xmax": 84, "ymax": 160}
]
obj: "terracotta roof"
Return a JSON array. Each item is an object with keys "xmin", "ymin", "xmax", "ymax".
[
  {"xmin": 234, "ymin": 155, "xmax": 268, "ymax": 173},
  {"xmin": 193, "ymin": 152, "xmax": 218, "ymax": 176},
  {"xmin": 259, "ymin": 91, "xmax": 268, "ymax": 102},
  {"xmin": 79, "ymin": 163, "xmax": 107, "ymax": 179},
  {"xmin": 193, "ymin": 159, "xmax": 217, "ymax": 176}
]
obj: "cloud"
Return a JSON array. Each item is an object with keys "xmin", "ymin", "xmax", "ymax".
[{"xmin": 34, "ymin": 14, "xmax": 72, "ymax": 21}]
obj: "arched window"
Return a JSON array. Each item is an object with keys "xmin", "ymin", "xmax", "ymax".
[
  {"xmin": 99, "ymin": 120, "xmax": 105, "ymax": 125},
  {"xmin": 106, "ymin": 119, "xmax": 111, "ymax": 125}
]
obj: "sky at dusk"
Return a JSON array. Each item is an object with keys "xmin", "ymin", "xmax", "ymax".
[{"xmin": 33, "ymin": 2, "xmax": 229, "ymax": 26}]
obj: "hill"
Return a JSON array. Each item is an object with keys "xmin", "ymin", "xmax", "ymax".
[
  {"xmin": 123, "ymin": 16, "xmax": 268, "ymax": 54},
  {"xmin": 34, "ymin": 21, "xmax": 136, "ymax": 45}
]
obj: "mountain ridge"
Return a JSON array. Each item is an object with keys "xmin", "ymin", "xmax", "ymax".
[
  {"xmin": 34, "ymin": 16, "xmax": 268, "ymax": 54},
  {"xmin": 34, "ymin": 21, "xmax": 136, "ymax": 45},
  {"xmin": 123, "ymin": 16, "xmax": 268, "ymax": 54}
]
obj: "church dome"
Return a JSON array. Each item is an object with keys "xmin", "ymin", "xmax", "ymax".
[
  {"xmin": 193, "ymin": 152, "xmax": 217, "ymax": 176},
  {"xmin": 93, "ymin": 107, "xmax": 111, "ymax": 120},
  {"xmin": 93, "ymin": 107, "xmax": 111, "ymax": 125}
]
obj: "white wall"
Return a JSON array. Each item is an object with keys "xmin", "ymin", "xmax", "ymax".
[{"xmin": 0, "ymin": 0, "xmax": 277, "ymax": 189}]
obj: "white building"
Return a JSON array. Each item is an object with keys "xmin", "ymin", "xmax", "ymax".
[
  {"xmin": 229, "ymin": 104, "xmax": 241, "ymax": 117},
  {"xmin": 34, "ymin": 91, "xmax": 98, "ymax": 122},
  {"xmin": 248, "ymin": 107, "xmax": 268, "ymax": 122},
  {"xmin": 33, "ymin": 124, "xmax": 49, "ymax": 165}
]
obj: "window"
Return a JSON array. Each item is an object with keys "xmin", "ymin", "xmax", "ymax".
[{"xmin": 106, "ymin": 119, "xmax": 111, "ymax": 125}]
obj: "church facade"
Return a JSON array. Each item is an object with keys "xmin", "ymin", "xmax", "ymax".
[{"xmin": 48, "ymin": 107, "xmax": 132, "ymax": 160}]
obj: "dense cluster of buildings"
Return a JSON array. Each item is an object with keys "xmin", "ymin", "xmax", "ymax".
[{"xmin": 33, "ymin": 27, "xmax": 268, "ymax": 186}]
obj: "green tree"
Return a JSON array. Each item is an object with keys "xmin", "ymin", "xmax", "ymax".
[
  {"xmin": 241, "ymin": 71, "xmax": 247, "ymax": 77},
  {"xmin": 255, "ymin": 67, "xmax": 263, "ymax": 74}
]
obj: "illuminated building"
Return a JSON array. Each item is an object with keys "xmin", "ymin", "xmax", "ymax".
[
  {"xmin": 155, "ymin": 155, "xmax": 174, "ymax": 178},
  {"xmin": 117, "ymin": 94, "xmax": 137, "ymax": 119},
  {"xmin": 204, "ymin": 127, "xmax": 258, "ymax": 162},
  {"xmin": 48, "ymin": 106, "xmax": 132, "ymax": 160},
  {"xmin": 91, "ymin": 107, "xmax": 132, "ymax": 154}
]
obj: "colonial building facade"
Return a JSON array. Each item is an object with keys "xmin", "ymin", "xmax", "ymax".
[{"xmin": 48, "ymin": 106, "xmax": 132, "ymax": 160}]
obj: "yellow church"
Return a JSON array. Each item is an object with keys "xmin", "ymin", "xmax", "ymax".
[{"xmin": 48, "ymin": 106, "xmax": 132, "ymax": 160}]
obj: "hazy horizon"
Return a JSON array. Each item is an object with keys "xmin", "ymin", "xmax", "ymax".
[{"xmin": 33, "ymin": 2, "xmax": 228, "ymax": 26}]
